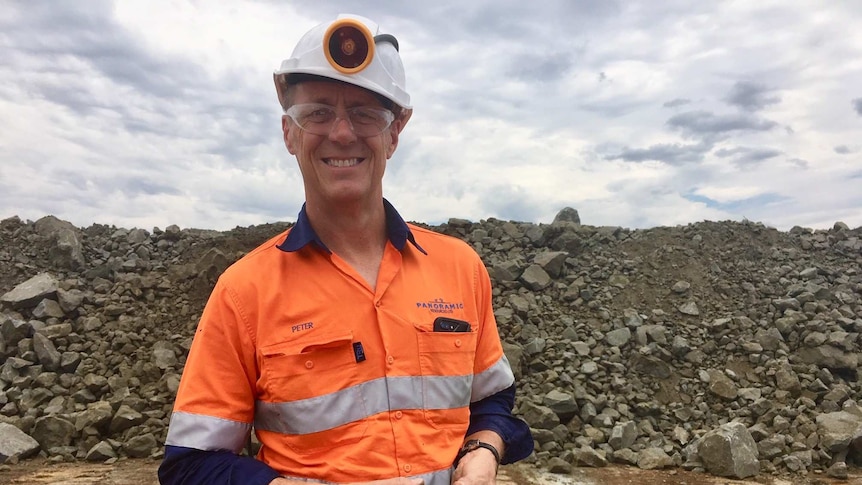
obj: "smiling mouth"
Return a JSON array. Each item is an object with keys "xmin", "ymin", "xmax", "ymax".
[{"xmin": 324, "ymin": 158, "xmax": 362, "ymax": 167}]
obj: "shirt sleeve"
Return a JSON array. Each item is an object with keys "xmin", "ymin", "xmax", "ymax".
[
  {"xmin": 467, "ymin": 384, "xmax": 535, "ymax": 464},
  {"xmin": 467, "ymin": 256, "xmax": 534, "ymax": 464},
  {"xmin": 158, "ymin": 445, "xmax": 281, "ymax": 485},
  {"xmin": 161, "ymin": 278, "xmax": 265, "ymax": 480}
]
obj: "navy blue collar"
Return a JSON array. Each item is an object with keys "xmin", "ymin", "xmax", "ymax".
[{"xmin": 277, "ymin": 199, "xmax": 426, "ymax": 255}]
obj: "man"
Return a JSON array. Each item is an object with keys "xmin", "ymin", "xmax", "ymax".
[{"xmin": 159, "ymin": 14, "xmax": 532, "ymax": 485}]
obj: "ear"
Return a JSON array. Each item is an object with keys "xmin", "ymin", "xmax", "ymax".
[
  {"xmin": 282, "ymin": 115, "xmax": 297, "ymax": 155},
  {"xmin": 386, "ymin": 109, "xmax": 411, "ymax": 159}
]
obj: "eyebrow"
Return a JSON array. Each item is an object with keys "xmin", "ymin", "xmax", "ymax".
[{"xmin": 307, "ymin": 97, "xmax": 385, "ymax": 109}]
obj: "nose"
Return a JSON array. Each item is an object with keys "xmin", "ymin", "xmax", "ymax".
[{"xmin": 328, "ymin": 115, "xmax": 358, "ymax": 144}]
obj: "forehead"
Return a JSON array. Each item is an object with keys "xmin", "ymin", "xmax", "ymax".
[{"xmin": 292, "ymin": 81, "xmax": 383, "ymax": 107}]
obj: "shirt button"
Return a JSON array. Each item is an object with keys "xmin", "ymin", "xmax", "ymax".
[
  {"xmin": 395, "ymin": 411, "xmax": 403, "ymax": 419},
  {"xmin": 403, "ymin": 464, "xmax": 412, "ymax": 473},
  {"xmin": 375, "ymin": 300, "xmax": 382, "ymax": 307},
  {"xmin": 387, "ymin": 355, "xmax": 394, "ymax": 364},
  {"xmin": 455, "ymin": 339, "xmax": 462, "ymax": 347},
  {"xmin": 305, "ymin": 360, "xmax": 314, "ymax": 369}
]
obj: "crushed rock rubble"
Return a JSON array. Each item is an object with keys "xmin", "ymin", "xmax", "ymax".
[{"xmin": 1, "ymin": 212, "xmax": 861, "ymax": 480}]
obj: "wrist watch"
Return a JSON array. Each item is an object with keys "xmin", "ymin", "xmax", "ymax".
[{"xmin": 453, "ymin": 439, "xmax": 501, "ymax": 469}]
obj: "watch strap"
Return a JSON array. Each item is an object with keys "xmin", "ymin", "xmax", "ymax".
[{"xmin": 453, "ymin": 439, "xmax": 501, "ymax": 469}]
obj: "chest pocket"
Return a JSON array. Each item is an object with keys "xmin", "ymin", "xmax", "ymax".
[
  {"xmin": 416, "ymin": 328, "xmax": 478, "ymax": 429},
  {"xmin": 258, "ymin": 332, "xmax": 368, "ymax": 452},
  {"xmin": 259, "ymin": 332, "xmax": 358, "ymax": 399}
]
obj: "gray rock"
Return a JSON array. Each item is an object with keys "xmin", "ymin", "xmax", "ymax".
[
  {"xmin": 153, "ymin": 348, "xmax": 178, "ymax": 370},
  {"xmin": 127, "ymin": 228, "xmax": 150, "ymax": 245},
  {"xmin": 608, "ymin": 421, "xmax": 638, "ymax": 450},
  {"xmin": 56, "ymin": 288, "xmax": 85, "ymax": 313},
  {"xmin": 1, "ymin": 273, "xmax": 59, "ymax": 310},
  {"xmin": 678, "ymin": 301, "xmax": 699, "ymax": 316},
  {"xmin": 85, "ymin": 441, "xmax": 117, "ymax": 462},
  {"xmin": 707, "ymin": 370, "xmax": 738, "ymax": 400},
  {"xmin": 30, "ymin": 415, "xmax": 75, "ymax": 450},
  {"xmin": 34, "ymin": 216, "xmax": 86, "ymax": 269},
  {"xmin": 827, "ymin": 461, "xmax": 848, "ymax": 479},
  {"xmin": 533, "ymin": 251, "xmax": 568, "ymax": 279},
  {"xmin": 571, "ymin": 446, "xmax": 607, "ymax": 467},
  {"xmin": 553, "ymin": 207, "xmax": 580, "ymax": 224},
  {"xmin": 33, "ymin": 332, "xmax": 62, "ymax": 371},
  {"xmin": 521, "ymin": 402, "xmax": 560, "ymax": 430},
  {"xmin": 0, "ymin": 423, "xmax": 40, "ymax": 462},
  {"xmin": 123, "ymin": 433, "xmax": 157, "ymax": 458},
  {"xmin": 32, "ymin": 299, "xmax": 64, "ymax": 319},
  {"xmin": 638, "ymin": 448, "xmax": 673, "ymax": 470},
  {"xmin": 611, "ymin": 448, "xmax": 639, "ymax": 465},
  {"xmin": 109, "ymin": 405, "xmax": 146, "ymax": 434},
  {"xmin": 164, "ymin": 224, "xmax": 182, "ymax": 240},
  {"xmin": 816, "ymin": 411, "xmax": 862, "ymax": 453},
  {"xmin": 697, "ymin": 422, "xmax": 759, "ymax": 479},
  {"xmin": 775, "ymin": 366, "xmax": 801, "ymax": 394},
  {"xmin": 75, "ymin": 401, "xmax": 114, "ymax": 433},
  {"xmin": 520, "ymin": 265, "xmax": 552, "ymax": 291},
  {"xmin": 543, "ymin": 389, "xmax": 578, "ymax": 420},
  {"xmin": 796, "ymin": 346, "xmax": 858, "ymax": 370},
  {"xmin": 546, "ymin": 456, "xmax": 572, "ymax": 474},
  {"xmin": 630, "ymin": 354, "xmax": 672, "ymax": 379},
  {"xmin": 605, "ymin": 327, "xmax": 632, "ymax": 347},
  {"xmin": 0, "ymin": 318, "xmax": 33, "ymax": 347},
  {"xmin": 672, "ymin": 281, "xmax": 691, "ymax": 294}
]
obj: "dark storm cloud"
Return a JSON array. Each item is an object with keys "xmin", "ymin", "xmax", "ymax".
[
  {"xmin": 714, "ymin": 147, "xmax": 782, "ymax": 165},
  {"xmin": 724, "ymin": 81, "xmax": 781, "ymax": 112},
  {"xmin": 834, "ymin": 145, "xmax": 852, "ymax": 154},
  {"xmin": 667, "ymin": 110, "xmax": 778, "ymax": 139},
  {"xmin": 607, "ymin": 141, "xmax": 713, "ymax": 166},
  {"xmin": 663, "ymin": 98, "xmax": 691, "ymax": 108},
  {"xmin": 853, "ymin": 98, "xmax": 862, "ymax": 116}
]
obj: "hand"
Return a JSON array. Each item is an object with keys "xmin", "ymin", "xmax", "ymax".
[{"xmin": 451, "ymin": 446, "xmax": 497, "ymax": 485}]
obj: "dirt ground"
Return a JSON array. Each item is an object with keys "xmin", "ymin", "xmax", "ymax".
[{"xmin": 1, "ymin": 459, "xmax": 861, "ymax": 485}]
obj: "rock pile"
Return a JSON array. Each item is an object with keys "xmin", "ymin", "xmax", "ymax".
[{"xmin": 1, "ymin": 212, "xmax": 861, "ymax": 480}]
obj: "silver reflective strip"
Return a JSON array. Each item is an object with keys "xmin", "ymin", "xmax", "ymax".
[
  {"xmin": 279, "ymin": 467, "xmax": 452, "ymax": 484},
  {"xmin": 415, "ymin": 467, "xmax": 453, "ymax": 485},
  {"xmin": 164, "ymin": 411, "xmax": 251, "ymax": 453},
  {"xmin": 255, "ymin": 374, "xmax": 472, "ymax": 435},
  {"xmin": 470, "ymin": 354, "xmax": 515, "ymax": 402}
]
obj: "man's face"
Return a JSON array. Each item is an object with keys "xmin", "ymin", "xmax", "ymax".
[{"xmin": 282, "ymin": 81, "xmax": 404, "ymax": 208}]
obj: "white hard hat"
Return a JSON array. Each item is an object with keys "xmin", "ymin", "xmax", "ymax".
[{"xmin": 274, "ymin": 14, "xmax": 411, "ymax": 112}]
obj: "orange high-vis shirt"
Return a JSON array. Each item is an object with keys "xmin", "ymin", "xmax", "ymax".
[{"xmin": 165, "ymin": 207, "xmax": 515, "ymax": 484}]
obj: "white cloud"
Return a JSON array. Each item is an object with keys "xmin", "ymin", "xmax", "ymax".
[{"xmin": 1, "ymin": 0, "xmax": 861, "ymax": 232}]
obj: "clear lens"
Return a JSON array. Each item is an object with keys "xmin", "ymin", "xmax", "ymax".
[{"xmin": 285, "ymin": 103, "xmax": 395, "ymax": 137}]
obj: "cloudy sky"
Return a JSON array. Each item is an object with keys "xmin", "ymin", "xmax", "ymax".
[{"xmin": 1, "ymin": 1, "xmax": 860, "ymax": 232}]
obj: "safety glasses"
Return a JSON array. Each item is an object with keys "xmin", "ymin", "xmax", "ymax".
[{"xmin": 284, "ymin": 103, "xmax": 395, "ymax": 137}]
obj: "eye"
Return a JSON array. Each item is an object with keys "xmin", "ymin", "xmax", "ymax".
[
  {"xmin": 350, "ymin": 108, "xmax": 384, "ymax": 125},
  {"xmin": 303, "ymin": 106, "xmax": 335, "ymax": 123}
]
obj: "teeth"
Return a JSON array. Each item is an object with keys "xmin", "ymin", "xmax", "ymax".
[{"xmin": 326, "ymin": 158, "xmax": 360, "ymax": 167}]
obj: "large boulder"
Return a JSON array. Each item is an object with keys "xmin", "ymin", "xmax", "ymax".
[
  {"xmin": 34, "ymin": 216, "xmax": 86, "ymax": 269},
  {"xmin": 0, "ymin": 423, "xmax": 40, "ymax": 462},
  {"xmin": 695, "ymin": 422, "xmax": 759, "ymax": 479},
  {"xmin": 0, "ymin": 273, "xmax": 59, "ymax": 310}
]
